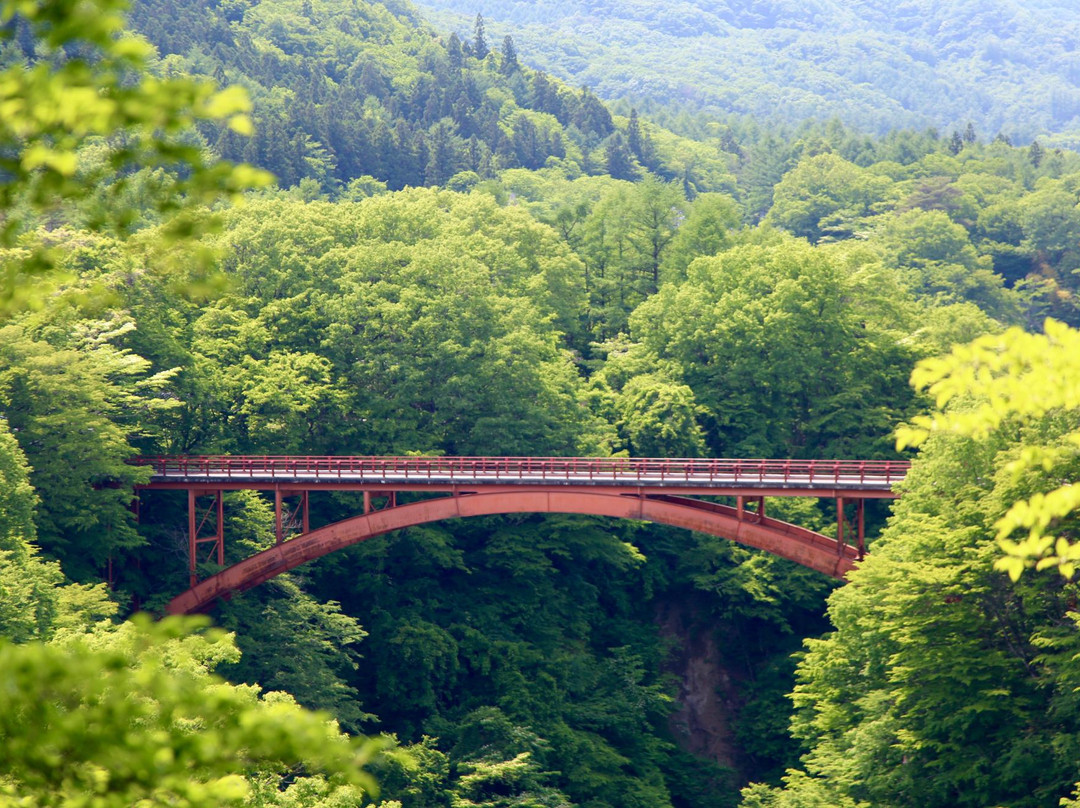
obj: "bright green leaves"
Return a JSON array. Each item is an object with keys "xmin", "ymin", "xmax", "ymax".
[
  {"xmin": 998, "ymin": 487, "xmax": 1080, "ymax": 578},
  {"xmin": 759, "ymin": 319, "xmax": 1080, "ymax": 807},
  {"xmin": 766, "ymin": 153, "xmax": 893, "ymax": 243},
  {"xmin": 0, "ymin": 616, "xmax": 387, "ymax": 808},
  {"xmin": 900, "ymin": 318, "xmax": 1080, "ymax": 443},
  {"xmin": 236, "ymin": 351, "xmax": 347, "ymax": 454},
  {"xmin": 189, "ymin": 191, "xmax": 607, "ymax": 457},
  {"xmin": 0, "ymin": 315, "xmax": 178, "ymax": 577},
  {"xmin": 896, "ymin": 318, "xmax": 1080, "ymax": 579},
  {"xmin": 0, "ymin": 0, "xmax": 270, "ymax": 314},
  {"xmin": 613, "ymin": 373, "xmax": 707, "ymax": 458},
  {"xmin": 629, "ymin": 235, "xmax": 920, "ymax": 458}
]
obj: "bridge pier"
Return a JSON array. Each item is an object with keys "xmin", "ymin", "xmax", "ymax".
[
  {"xmin": 187, "ymin": 489, "xmax": 223, "ymax": 587},
  {"xmin": 835, "ymin": 497, "xmax": 866, "ymax": 560},
  {"xmin": 735, "ymin": 495, "xmax": 766, "ymax": 522},
  {"xmin": 274, "ymin": 490, "xmax": 310, "ymax": 545}
]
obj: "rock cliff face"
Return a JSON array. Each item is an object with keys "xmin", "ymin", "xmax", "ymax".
[{"xmin": 656, "ymin": 598, "xmax": 744, "ymax": 773}]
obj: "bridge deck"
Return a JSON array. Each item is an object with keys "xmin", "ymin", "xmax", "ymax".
[{"xmin": 134, "ymin": 455, "xmax": 907, "ymax": 495}]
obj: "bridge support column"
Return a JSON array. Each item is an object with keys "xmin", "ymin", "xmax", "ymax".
[
  {"xmin": 857, "ymin": 498, "xmax": 865, "ymax": 559},
  {"xmin": 275, "ymin": 489, "xmax": 283, "ymax": 545},
  {"xmin": 275, "ymin": 490, "xmax": 312, "ymax": 544},
  {"xmin": 736, "ymin": 496, "xmax": 766, "ymax": 523},
  {"xmin": 188, "ymin": 489, "xmax": 224, "ymax": 587},
  {"xmin": 835, "ymin": 498, "xmax": 866, "ymax": 560},
  {"xmin": 362, "ymin": 491, "xmax": 395, "ymax": 513},
  {"xmin": 836, "ymin": 496, "xmax": 845, "ymax": 556}
]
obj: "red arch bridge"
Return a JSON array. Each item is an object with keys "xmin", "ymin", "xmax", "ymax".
[{"xmin": 130, "ymin": 455, "xmax": 909, "ymax": 615}]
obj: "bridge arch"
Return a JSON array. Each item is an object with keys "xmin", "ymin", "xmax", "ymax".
[{"xmin": 166, "ymin": 491, "xmax": 859, "ymax": 614}]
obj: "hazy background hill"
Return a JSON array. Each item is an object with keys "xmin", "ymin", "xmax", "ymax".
[{"xmin": 411, "ymin": 0, "xmax": 1080, "ymax": 140}]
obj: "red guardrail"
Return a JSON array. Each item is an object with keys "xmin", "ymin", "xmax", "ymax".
[{"xmin": 130, "ymin": 456, "xmax": 910, "ymax": 487}]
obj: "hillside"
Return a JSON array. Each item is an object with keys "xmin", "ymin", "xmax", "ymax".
[
  {"xmin": 126, "ymin": 0, "xmax": 738, "ymax": 196},
  {"xmin": 9, "ymin": 0, "xmax": 1080, "ymax": 807},
  {"xmin": 411, "ymin": 0, "xmax": 1080, "ymax": 139}
]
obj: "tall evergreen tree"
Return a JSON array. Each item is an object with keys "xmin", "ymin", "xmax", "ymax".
[
  {"xmin": 446, "ymin": 31, "xmax": 464, "ymax": 69},
  {"xmin": 473, "ymin": 13, "xmax": 489, "ymax": 60},
  {"xmin": 577, "ymin": 88, "xmax": 615, "ymax": 138},
  {"xmin": 1030, "ymin": 139, "xmax": 1045, "ymax": 167},
  {"xmin": 604, "ymin": 132, "xmax": 638, "ymax": 181},
  {"xmin": 627, "ymin": 107, "xmax": 654, "ymax": 167},
  {"xmin": 500, "ymin": 34, "xmax": 520, "ymax": 74}
]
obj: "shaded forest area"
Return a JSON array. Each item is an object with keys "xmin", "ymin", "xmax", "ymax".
[{"xmin": 4, "ymin": 0, "xmax": 1080, "ymax": 806}]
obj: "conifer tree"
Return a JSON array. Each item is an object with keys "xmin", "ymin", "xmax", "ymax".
[
  {"xmin": 447, "ymin": 31, "xmax": 464, "ymax": 69},
  {"xmin": 627, "ymin": 107, "xmax": 654, "ymax": 167},
  {"xmin": 604, "ymin": 132, "xmax": 638, "ymax": 180},
  {"xmin": 1030, "ymin": 139, "xmax": 1045, "ymax": 167},
  {"xmin": 473, "ymin": 13, "xmax": 489, "ymax": 60},
  {"xmin": 501, "ymin": 34, "xmax": 520, "ymax": 74}
]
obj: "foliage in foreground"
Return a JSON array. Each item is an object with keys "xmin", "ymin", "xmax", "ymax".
[
  {"xmin": 0, "ymin": 0, "xmax": 269, "ymax": 313},
  {"xmin": 0, "ymin": 616, "xmax": 388, "ymax": 808},
  {"xmin": 898, "ymin": 318, "xmax": 1080, "ymax": 579},
  {"xmin": 743, "ymin": 319, "xmax": 1080, "ymax": 807}
]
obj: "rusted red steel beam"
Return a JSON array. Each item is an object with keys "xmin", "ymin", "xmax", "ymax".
[{"xmin": 166, "ymin": 491, "xmax": 861, "ymax": 615}]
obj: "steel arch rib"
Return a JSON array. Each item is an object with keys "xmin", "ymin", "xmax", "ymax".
[{"xmin": 165, "ymin": 492, "xmax": 859, "ymax": 614}]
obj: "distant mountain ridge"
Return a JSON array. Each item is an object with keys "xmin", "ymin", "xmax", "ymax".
[{"xmin": 410, "ymin": 0, "xmax": 1080, "ymax": 138}]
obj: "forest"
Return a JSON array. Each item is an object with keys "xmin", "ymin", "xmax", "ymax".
[
  {"xmin": 3, "ymin": 0, "xmax": 1080, "ymax": 806},
  {"xmin": 412, "ymin": 0, "xmax": 1080, "ymax": 142}
]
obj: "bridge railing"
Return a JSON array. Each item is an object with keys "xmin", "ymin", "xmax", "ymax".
[{"xmin": 131, "ymin": 456, "xmax": 909, "ymax": 487}]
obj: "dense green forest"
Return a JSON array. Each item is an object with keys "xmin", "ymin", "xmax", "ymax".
[
  {"xmin": 5, "ymin": 0, "xmax": 1080, "ymax": 806},
  {"xmin": 412, "ymin": 0, "xmax": 1080, "ymax": 141}
]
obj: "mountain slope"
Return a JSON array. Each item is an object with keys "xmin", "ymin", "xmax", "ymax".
[
  {"xmin": 411, "ymin": 0, "xmax": 1080, "ymax": 138},
  {"xmin": 128, "ymin": 0, "xmax": 739, "ymax": 195}
]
